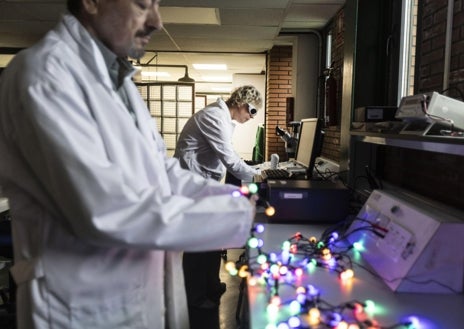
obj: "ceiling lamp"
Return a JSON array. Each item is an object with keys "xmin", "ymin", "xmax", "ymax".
[
  {"xmin": 136, "ymin": 63, "xmax": 195, "ymax": 83},
  {"xmin": 178, "ymin": 67, "xmax": 195, "ymax": 83}
]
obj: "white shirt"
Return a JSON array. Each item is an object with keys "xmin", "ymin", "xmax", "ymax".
[{"xmin": 174, "ymin": 98, "xmax": 258, "ymax": 181}]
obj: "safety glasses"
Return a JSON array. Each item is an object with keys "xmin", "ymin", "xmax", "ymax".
[{"xmin": 247, "ymin": 103, "xmax": 258, "ymax": 117}]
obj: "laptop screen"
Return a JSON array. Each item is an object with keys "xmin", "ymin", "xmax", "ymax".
[{"xmin": 294, "ymin": 118, "xmax": 324, "ymax": 178}]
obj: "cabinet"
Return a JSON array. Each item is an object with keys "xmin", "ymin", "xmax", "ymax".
[{"xmin": 136, "ymin": 82, "xmax": 195, "ymax": 157}]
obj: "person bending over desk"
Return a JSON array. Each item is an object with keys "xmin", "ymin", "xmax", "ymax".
[{"xmin": 174, "ymin": 85, "xmax": 262, "ymax": 327}]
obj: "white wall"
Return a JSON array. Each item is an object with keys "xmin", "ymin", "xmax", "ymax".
[{"xmin": 231, "ymin": 73, "xmax": 266, "ymax": 160}]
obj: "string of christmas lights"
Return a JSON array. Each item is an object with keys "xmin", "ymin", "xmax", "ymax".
[{"xmin": 226, "ymin": 183, "xmax": 421, "ymax": 329}]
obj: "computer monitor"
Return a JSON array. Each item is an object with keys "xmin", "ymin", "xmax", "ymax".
[{"xmin": 294, "ymin": 118, "xmax": 324, "ymax": 178}]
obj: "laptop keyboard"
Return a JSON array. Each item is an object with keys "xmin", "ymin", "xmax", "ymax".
[{"xmin": 261, "ymin": 168, "xmax": 292, "ymax": 180}]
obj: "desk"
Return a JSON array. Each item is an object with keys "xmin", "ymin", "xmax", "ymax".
[{"xmin": 245, "ymin": 223, "xmax": 464, "ymax": 329}]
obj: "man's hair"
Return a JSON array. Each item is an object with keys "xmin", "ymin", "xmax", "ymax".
[
  {"xmin": 226, "ymin": 85, "xmax": 263, "ymax": 109},
  {"xmin": 67, "ymin": 0, "xmax": 81, "ymax": 15}
]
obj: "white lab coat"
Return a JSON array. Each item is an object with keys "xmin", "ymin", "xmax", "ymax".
[
  {"xmin": 174, "ymin": 99, "xmax": 258, "ymax": 182},
  {"xmin": 0, "ymin": 15, "xmax": 254, "ymax": 329}
]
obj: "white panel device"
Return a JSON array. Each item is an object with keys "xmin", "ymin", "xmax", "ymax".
[
  {"xmin": 346, "ymin": 189, "xmax": 464, "ymax": 293},
  {"xmin": 395, "ymin": 91, "xmax": 464, "ymax": 134}
]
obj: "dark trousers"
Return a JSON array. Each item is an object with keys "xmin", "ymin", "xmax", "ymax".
[
  {"xmin": 183, "ymin": 250, "xmax": 222, "ymax": 306},
  {"xmin": 183, "ymin": 250, "xmax": 223, "ymax": 329}
]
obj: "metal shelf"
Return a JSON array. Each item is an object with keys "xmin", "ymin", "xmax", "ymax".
[{"xmin": 350, "ymin": 131, "xmax": 464, "ymax": 156}]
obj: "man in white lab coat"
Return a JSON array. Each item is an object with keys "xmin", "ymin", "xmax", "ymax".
[{"xmin": 0, "ymin": 1, "xmax": 255, "ymax": 328}]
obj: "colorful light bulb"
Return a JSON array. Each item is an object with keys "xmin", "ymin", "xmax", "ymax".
[
  {"xmin": 321, "ymin": 248, "xmax": 332, "ymax": 261},
  {"xmin": 282, "ymin": 241, "xmax": 291, "ymax": 251},
  {"xmin": 340, "ymin": 269, "xmax": 354, "ymax": 281},
  {"xmin": 364, "ymin": 300, "xmax": 375, "ymax": 314},
  {"xmin": 248, "ymin": 276, "xmax": 257, "ymax": 286},
  {"xmin": 248, "ymin": 183, "xmax": 259, "ymax": 194},
  {"xmin": 406, "ymin": 316, "xmax": 420, "ymax": 328},
  {"xmin": 257, "ymin": 254, "xmax": 267, "ymax": 265},
  {"xmin": 353, "ymin": 241, "xmax": 364, "ymax": 251},
  {"xmin": 269, "ymin": 253, "xmax": 278, "ymax": 262},
  {"xmin": 289, "ymin": 300, "xmax": 301, "ymax": 315},
  {"xmin": 288, "ymin": 316, "xmax": 301, "ymax": 328},
  {"xmin": 308, "ymin": 308, "xmax": 320, "ymax": 325},
  {"xmin": 336, "ymin": 321, "xmax": 349, "ymax": 329},
  {"xmin": 353, "ymin": 302, "xmax": 364, "ymax": 314},
  {"xmin": 279, "ymin": 265, "xmax": 289, "ymax": 275},
  {"xmin": 348, "ymin": 324, "xmax": 360, "ymax": 329},
  {"xmin": 296, "ymin": 293, "xmax": 306, "ymax": 304},
  {"xmin": 239, "ymin": 185, "xmax": 250, "ymax": 195},
  {"xmin": 265, "ymin": 205, "xmax": 276, "ymax": 217},
  {"xmin": 224, "ymin": 261, "xmax": 236, "ymax": 272},
  {"xmin": 270, "ymin": 264, "xmax": 280, "ymax": 275},
  {"xmin": 281, "ymin": 250, "xmax": 290, "ymax": 263},
  {"xmin": 295, "ymin": 286, "xmax": 306, "ymax": 294},
  {"xmin": 290, "ymin": 244, "xmax": 298, "ymax": 254},
  {"xmin": 255, "ymin": 223, "xmax": 265, "ymax": 233},
  {"xmin": 238, "ymin": 265, "xmax": 249, "ymax": 278},
  {"xmin": 231, "ymin": 190, "xmax": 242, "ymax": 198},
  {"xmin": 248, "ymin": 237, "xmax": 259, "ymax": 248},
  {"xmin": 267, "ymin": 303, "xmax": 279, "ymax": 315},
  {"xmin": 270, "ymin": 295, "xmax": 281, "ymax": 306}
]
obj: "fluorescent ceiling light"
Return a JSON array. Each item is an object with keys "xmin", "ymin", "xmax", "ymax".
[
  {"xmin": 160, "ymin": 7, "xmax": 220, "ymax": 25},
  {"xmin": 193, "ymin": 63, "xmax": 227, "ymax": 70}
]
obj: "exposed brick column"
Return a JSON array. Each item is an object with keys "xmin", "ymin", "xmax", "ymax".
[{"xmin": 266, "ymin": 46, "xmax": 293, "ymax": 161}]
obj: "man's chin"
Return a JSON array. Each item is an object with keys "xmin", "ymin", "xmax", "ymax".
[{"xmin": 128, "ymin": 47, "xmax": 146, "ymax": 60}]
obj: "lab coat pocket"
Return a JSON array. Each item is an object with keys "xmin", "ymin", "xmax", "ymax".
[{"xmin": 70, "ymin": 288, "xmax": 147, "ymax": 329}]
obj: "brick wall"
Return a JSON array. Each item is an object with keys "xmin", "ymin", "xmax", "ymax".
[
  {"xmin": 380, "ymin": 0, "xmax": 464, "ymax": 209},
  {"xmin": 418, "ymin": 0, "xmax": 464, "ymax": 96},
  {"xmin": 265, "ymin": 43, "xmax": 345, "ymax": 164},
  {"xmin": 265, "ymin": 46, "xmax": 293, "ymax": 161},
  {"xmin": 417, "ymin": 0, "xmax": 449, "ymax": 92},
  {"xmin": 449, "ymin": 0, "xmax": 464, "ymax": 94}
]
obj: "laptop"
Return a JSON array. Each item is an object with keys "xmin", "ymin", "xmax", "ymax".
[{"xmin": 259, "ymin": 118, "xmax": 324, "ymax": 181}]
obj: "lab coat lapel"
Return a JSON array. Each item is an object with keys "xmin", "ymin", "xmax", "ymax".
[
  {"xmin": 124, "ymin": 82, "xmax": 160, "ymax": 148},
  {"xmin": 62, "ymin": 15, "xmax": 113, "ymax": 91}
]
